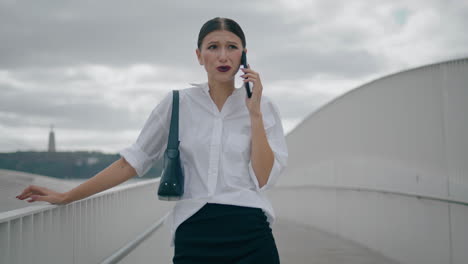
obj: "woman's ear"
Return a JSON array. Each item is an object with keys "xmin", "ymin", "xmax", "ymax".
[{"xmin": 196, "ymin": 49, "xmax": 203, "ymax": 65}]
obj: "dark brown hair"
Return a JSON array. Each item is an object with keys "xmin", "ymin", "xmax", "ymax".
[{"xmin": 197, "ymin": 17, "xmax": 246, "ymax": 49}]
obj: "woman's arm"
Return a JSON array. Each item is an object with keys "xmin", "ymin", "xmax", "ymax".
[
  {"xmin": 17, "ymin": 157, "xmax": 137, "ymax": 204},
  {"xmin": 63, "ymin": 157, "xmax": 137, "ymax": 204},
  {"xmin": 250, "ymin": 114, "xmax": 274, "ymax": 188},
  {"xmin": 242, "ymin": 65, "xmax": 274, "ymax": 189}
]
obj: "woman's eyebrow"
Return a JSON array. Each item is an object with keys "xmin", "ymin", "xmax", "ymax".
[{"xmin": 207, "ymin": 41, "xmax": 239, "ymax": 45}]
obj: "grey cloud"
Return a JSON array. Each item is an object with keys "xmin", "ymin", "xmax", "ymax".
[
  {"xmin": 1, "ymin": 0, "xmax": 468, "ymax": 153},
  {"xmin": 0, "ymin": 86, "xmax": 150, "ymax": 131},
  {"xmin": 4, "ymin": 0, "xmax": 375, "ymax": 81},
  {"xmin": 0, "ymin": 0, "xmax": 289, "ymax": 69},
  {"xmin": 258, "ymin": 48, "xmax": 384, "ymax": 81},
  {"xmin": 6, "ymin": 67, "xmax": 90, "ymax": 84},
  {"xmin": 270, "ymin": 91, "xmax": 333, "ymax": 121}
]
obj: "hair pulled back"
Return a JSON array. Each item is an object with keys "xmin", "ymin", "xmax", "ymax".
[{"xmin": 197, "ymin": 17, "xmax": 246, "ymax": 50}]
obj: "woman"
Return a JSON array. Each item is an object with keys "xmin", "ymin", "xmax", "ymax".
[{"xmin": 16, "ymin": 17, "xmax": 288, "ymax": 263}]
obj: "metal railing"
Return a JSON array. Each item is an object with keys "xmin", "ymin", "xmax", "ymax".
[
  {"xmin": 278, "ymin": 184, "xmax": 468, "ymax": 206},
  {"xmin": 0, "ymin": 178, "xmax": 173, "ymax": 264}
]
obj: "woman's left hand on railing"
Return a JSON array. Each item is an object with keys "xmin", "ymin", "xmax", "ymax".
[{"xmin": 16, "ymin": 185, "xmax": 68, "ymax": 205}]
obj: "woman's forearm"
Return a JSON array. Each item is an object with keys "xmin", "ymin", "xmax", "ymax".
[
  {"xmin": 63, "ymin": 157, "xmax": 137, "ymax": 204},
  {"xmin": 250, "ymin": 114, "xmax": 274, "ymax": 188}
]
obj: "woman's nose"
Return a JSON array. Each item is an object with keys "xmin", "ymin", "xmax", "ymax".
[{"xmin": 218, "ymin": 48, "xmax": 228, "ymax": 61}]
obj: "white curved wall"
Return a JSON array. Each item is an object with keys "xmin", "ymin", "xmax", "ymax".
[{"xmin": 273, "ymin": 58, "xmax": 468, "ymax": 264}]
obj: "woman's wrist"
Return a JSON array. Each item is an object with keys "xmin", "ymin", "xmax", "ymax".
[
  {"xmin": 61, "ymin": 191, "xmax": 73, "ymax": 204},
  {"xmin": 249, "ymin": 111, "xmax": 262, "ymax": 120}
]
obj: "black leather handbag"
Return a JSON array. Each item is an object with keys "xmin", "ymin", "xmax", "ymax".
[{"xmin": 157, "ymin": 90, "xmax": 184, "ymax": 201}]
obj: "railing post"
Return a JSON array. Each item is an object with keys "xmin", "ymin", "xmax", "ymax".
[{"xmin": 0, "ymin": 221, "xmax": 10, "ymax": 264}]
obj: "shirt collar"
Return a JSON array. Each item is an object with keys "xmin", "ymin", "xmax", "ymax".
[{"xmin": 189, "ymin": 82, "xmax": 245, "ymax": 97}]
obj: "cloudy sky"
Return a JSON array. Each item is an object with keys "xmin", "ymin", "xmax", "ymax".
[{"xmin": 1, "ymin": 0, "xmax": 467, "ymax": 153}]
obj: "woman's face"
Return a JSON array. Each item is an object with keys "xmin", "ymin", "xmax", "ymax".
[{"xmin": 196, "ymin": 30, "xmax": 245, "ymax": 84}]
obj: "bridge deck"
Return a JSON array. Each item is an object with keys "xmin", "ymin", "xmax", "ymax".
[{"xmin": 273, "ymin": 218, "xmax": 399, "ymax": 264}]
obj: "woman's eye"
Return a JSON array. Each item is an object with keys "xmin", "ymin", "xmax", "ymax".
[{"xmin": 207, "ymin": 44, "xmax": 237, "ymax": 50}]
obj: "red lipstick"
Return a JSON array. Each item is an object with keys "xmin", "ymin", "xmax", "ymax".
[{"xmin": 217, "ymin": 65, "xmax": 231, "ymax": 72}]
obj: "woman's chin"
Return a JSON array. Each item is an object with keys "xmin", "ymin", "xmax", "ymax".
[{"xmin": 210, "ymin": 76, "xmax": 235, "ymax": 84}]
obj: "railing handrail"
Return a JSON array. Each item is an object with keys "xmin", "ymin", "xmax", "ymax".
[
  {"xmin": 4, "ymin": 180, "xmax": 464, "ymax": 222},
  {"xmin": 275, "ymin": 184, "xmax": 468, "ymax": 206},
  {"xmin": 100, "ymin": 212, "xmax": 170, "ymax": 264},
  {"xmin": 0, "ymin": 178, "xmax": 161, "ymax": 223}
]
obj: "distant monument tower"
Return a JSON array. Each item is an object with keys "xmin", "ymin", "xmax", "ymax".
[{"xmin": 48, "ymin": 124, "xmax": 56, "ymax": 152}]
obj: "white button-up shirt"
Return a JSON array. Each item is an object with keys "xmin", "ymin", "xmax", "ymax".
[{"xmin": 119, "ymin": 82, "xmax": 288, "ymax": 247}]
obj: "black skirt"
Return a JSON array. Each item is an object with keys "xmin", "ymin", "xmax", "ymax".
[{"xmin": 173, "ymin": 203, "xmax": 280, "ymax": 264}]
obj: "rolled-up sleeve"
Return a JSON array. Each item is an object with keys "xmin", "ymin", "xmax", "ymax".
[
  {"xmin": 119, "ymin": 91, "xmax": 173, "ymax": 177},
  {"xmin": 248, "ymin": 98, "xmax": 288, "ymax": 192}
]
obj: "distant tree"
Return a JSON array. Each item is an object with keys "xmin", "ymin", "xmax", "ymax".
[{"xmin": 0, "ymin": 151, "xmax": 163, "ymax": 179}]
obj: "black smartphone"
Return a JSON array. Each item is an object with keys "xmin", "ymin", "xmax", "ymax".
[{"xmin": 241, "ymin": 51, "xmax": 252, "ymax": 98}]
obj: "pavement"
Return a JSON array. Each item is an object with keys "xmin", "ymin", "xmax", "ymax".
[
  {"xmin": 122, "ymin": 216, "xmax": 401, "ymax": 264},
  {"xmin": 273, "ymin": 217, "xmax": 400, "ymax": 264}
]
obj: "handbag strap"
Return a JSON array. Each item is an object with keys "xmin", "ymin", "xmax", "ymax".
[{"xmin": 167, "ymin": 90, "xmax": 179, "ymax": 149}]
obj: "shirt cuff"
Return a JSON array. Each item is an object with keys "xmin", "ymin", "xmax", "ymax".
[
  {"xmin": 119, "ymin": 143, "xmax": 153, "ymax": 177},
  {"xmin": 248, "ymin": 156, "xmax": 282, "ymax": 192}
]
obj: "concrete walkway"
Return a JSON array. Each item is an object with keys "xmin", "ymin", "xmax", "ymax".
[{"xmin": 273, "ymin": 217, "xmax": 400, "ymax": 264}]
